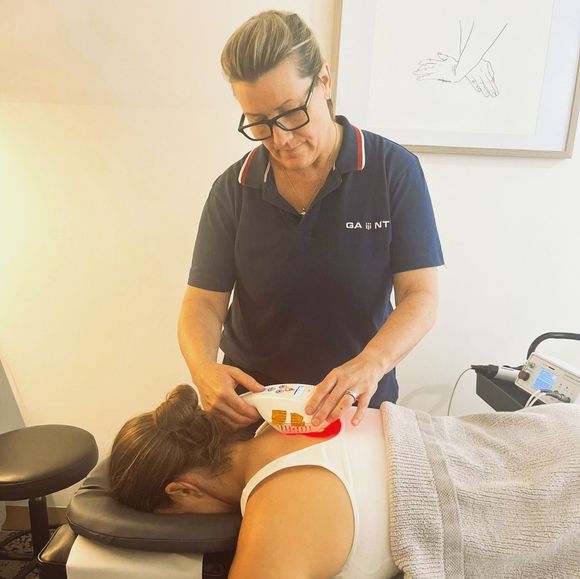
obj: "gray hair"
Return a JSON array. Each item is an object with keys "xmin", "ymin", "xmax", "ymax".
[{"xmin": 220, "ymin": 10, "xmax": 324, "ymax": 83}]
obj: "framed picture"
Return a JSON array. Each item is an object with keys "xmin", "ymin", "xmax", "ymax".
[{"xmin": 335, "ymin": 0, "xmax": 580, "ymax": 157}]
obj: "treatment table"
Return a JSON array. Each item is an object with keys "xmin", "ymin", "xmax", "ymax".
[{"xmin": 38, "ymin": 460, "xmax": 240, "ymax": 579}]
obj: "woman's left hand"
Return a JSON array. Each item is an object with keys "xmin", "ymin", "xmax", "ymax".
[{"xmin": 305, "ymin": 352, "xmax": 385, "ymax": 428}]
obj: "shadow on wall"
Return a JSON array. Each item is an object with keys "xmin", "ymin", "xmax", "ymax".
[
  {"xmin": 398, "ymin": 379, "xmax": 494, "ymax": 417},
  {"xmin": 0, "ymin": 359, "xmax": 25, "ymax": 433},
  {"xmin": 1, "ymin": 359, "xmax": 26, "ymax": 530},
  {"xmin": 398, "ymin": 383, "xmax": 451, "ymax": 415}
]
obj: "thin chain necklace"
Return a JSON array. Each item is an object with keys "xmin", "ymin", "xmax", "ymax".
[{"xmin": 282, "ymin": 123, "xmax": 340, "ymax": 216}]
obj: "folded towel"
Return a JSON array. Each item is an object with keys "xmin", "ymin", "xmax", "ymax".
[{"xmin": 381, "ymin": 402, "xmax": 580, "ymax": 578}]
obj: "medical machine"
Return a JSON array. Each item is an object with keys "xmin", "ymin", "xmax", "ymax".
[
  {"xmin": 473, "ymin": 331, "xmax": 580, "ymax": 412},
  {"xmin": 240, "ymin": 383, "xmax": 323, "ymax": 433},
  {"xmin": 515, "ymin": 352, "xmax": 580, "ymax": 404}
]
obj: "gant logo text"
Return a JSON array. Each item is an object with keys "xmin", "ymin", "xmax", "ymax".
[{"xmin": 346, "ymin": 220, "xmax": 390, "ymax": 230}]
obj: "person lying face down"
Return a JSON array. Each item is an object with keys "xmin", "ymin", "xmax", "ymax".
[
  {"xmin": 109, "ymin": 384, "xmax": 400, "ymax": 579},
  {"xmin": 110, "ymin": 384, "xmax": 580, "ymax": 578}
]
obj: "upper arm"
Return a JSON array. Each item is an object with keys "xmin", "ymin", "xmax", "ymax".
[
  {"xmin": 393, "ymin": 267, "xmax": 439, "ymax": 306},
  {"xmin": 228, "ymin": 467, "xmax": 354, "ymax": 579},
  {"xmin": 180, "ymin": 285, "xmax": 231, "ymax": 323}
]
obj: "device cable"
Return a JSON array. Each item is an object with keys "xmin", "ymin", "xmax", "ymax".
[
  {"xmin": 543, "ymin": 391, "xmax": 571, "ymax": 403},
  {"xmin": 524, "ymin": 389, "xmax": 547, "ymax": 409},
  {"xmin": 447, "ymin": 367, "xmax": 473, "ymax": 416}
]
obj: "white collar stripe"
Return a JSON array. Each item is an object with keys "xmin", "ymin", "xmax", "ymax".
[
  {"xmin": 238, "ymin": 147, "xmax": 259, "ymax": 185},
  {"xmin": 354, "ymin": 126, "xmax": 366, "ymax": 171}
]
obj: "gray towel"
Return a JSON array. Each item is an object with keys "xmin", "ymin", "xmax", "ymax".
[{"xmin": 381, "ymin": 402, "xmax": 580, "ymax": 578}]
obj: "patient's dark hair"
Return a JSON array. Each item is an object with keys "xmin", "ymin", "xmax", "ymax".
[{"xmin": 109, "ymin": 384, "xmax": 238, "ymax": 512}]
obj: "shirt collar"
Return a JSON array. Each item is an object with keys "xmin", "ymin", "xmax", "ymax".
[
  {"xmin": 334, "ymin": 115, "xmax": 366, "ymax": 174},
  {"xmin": 237, "ymin": 115, "xmax": 366, "ymax": 189}
]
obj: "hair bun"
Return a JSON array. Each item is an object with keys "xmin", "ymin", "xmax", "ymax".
[{"xmin": 154, "ymin": 384, "xmax": 201, "ymax": 431}]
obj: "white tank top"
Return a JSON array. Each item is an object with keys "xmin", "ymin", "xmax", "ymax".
[{"xmin": 240, "ymin": 407, "xmax": 398, "ymax": 579}]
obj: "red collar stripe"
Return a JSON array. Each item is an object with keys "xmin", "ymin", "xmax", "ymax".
[
  {"xmin": 354, "ymin": 126, "xmax": 365, "ymax": 171},
  {"xmin": 238, "ymin": 147, "xmax": 259, "ymax": 185}
]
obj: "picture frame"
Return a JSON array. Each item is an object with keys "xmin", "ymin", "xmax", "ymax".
[{"xmin": 334, "ymin": 0, "xmax": 580, "ymax": 157}]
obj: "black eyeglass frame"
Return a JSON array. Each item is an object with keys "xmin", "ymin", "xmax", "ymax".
[{"xmin": 237, "ymin": 76, "xmax": 317, "ymax": 141}]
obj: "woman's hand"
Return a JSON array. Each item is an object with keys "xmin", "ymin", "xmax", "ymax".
[
  {"xmin": 305, "ymin": 352, "xmax": 384, "ymax": 428},
  {"xmin": 179, "ymin": 287, "xmax": 264, "ymax": 429},
  {"xmin": 195, "ymin": 362, "xmax": 264, "ymax": 429}
]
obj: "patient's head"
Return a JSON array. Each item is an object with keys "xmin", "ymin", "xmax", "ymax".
[{"xmin": 109, "ymin": 384, "xmax": 237, "ymax": 512}]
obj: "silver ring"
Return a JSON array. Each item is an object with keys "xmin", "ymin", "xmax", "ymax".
[{"xmin": 344, "ymin": 389, "xmax": 359, "ymax": 402}]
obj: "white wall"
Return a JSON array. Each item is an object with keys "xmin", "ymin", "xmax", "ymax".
[
  {"xmin": 398, "ymin": 151, "xmax": 580, "ymax": 416},
  {"xmin": 0, "ymin": 0, "xmax": 578, "ymax": 505}
]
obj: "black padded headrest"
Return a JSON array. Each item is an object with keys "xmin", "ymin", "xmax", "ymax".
[{"xmin": 67, "ymin": 460, "xmax": 241, "ymax": 553}]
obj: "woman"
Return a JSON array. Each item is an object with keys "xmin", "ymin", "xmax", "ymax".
[
  {"xmin": 110, "ymin": 385, "xmax": 580, "ymax": 579},
  {"xmin": 178, "ymin": 10, "xmax": 444, "ymax": 430},
  {"xmin": 110, "ymin": 384, "xmax": 399, "ymax": 579}
]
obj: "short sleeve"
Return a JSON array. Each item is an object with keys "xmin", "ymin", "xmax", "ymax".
[
  {"xmin": 187, "ymin": 178, "xmax": 237, "ymax": 292},
  {"xmin": 389, "ymin": 152, "xmax": 444, "ymax": 274}
]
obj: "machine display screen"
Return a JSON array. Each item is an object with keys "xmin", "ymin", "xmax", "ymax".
[{"xmin": 533, "ymin": 369, "xmax": 557, "ymax": 391}]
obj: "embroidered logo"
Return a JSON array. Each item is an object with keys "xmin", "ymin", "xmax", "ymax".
[{"xmin": 346, "ymin": 220, "xmax": 390, "ymax": 230}]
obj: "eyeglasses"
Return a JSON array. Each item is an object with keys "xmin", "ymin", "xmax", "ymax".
[{"xmin": 237, "ymin": 76, "xmax": 317, "ymax": 141}]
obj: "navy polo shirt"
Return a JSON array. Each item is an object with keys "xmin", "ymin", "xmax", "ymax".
[{"xmin": 188, "ymin": 116, "xmax": 444, "ymax": 406}]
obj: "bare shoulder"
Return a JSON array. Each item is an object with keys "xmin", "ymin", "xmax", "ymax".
[{"xmin": 228, "ymin": 466, "xmax": 354, "ymax": 579}]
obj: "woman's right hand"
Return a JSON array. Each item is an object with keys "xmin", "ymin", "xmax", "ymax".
[{"xmin": 194, "ymin": 362, "xmax": 264, "ymax": 428}]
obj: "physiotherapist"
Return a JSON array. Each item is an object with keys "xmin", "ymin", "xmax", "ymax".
[{"xmin": 178, "ymin": 10, "xmax": 444, "ymax": 430}]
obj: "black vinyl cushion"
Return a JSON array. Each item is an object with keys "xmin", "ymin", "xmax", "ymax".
[
  {"xmin": 38, "ymin": 524, "xmax": 77, "ymax": 566},
  {"xmin": 0, "ymin": 425, "xmax": 98, "ymax": 501},
  {"xmin": 67, "ymin": 460, "xmax": 241, "ymax": 553}
]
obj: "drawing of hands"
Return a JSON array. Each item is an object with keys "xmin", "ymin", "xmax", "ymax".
[
  {"xmin": 465, "ymin": 59, "xmax": 498, "ymax": 97},
  {"xmin": 414, "ymin": 52, "xmax": 462, "ymax": 83},
  {"xmin": 413, "ymin": 21, "xmax": 507, "ymax": 98}
]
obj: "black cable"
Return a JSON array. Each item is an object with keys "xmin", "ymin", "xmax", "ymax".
[
  {"xmin": 543, "ymin": 391, "xmax": 571, "ymax": 403},
  {"xmin": 526, "ymin": 332, "xmax": 580, "ymax": 360}
]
